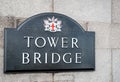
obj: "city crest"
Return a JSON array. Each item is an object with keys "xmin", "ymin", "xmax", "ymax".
[{"xmin": 43, "ymin": 16, "xmax": 62, "ymax": 32}]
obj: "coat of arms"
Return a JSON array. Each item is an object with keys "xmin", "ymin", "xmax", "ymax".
[{"xmin": 43, "ymin": 16, "xmax": 62, "ymax": 32}]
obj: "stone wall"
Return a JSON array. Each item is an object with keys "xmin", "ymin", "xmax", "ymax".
[{"xmin": 0, "ymin": 0, "xmax": 120, "ymax": 82}]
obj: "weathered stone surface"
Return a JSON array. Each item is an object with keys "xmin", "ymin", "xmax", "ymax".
[
  {"xmin": 112, "ymin": 0, "xmax": 120, "ymax": 23},
  {"xmin": 110, "ymin": 23, "xmax": 120, "ymax": 48},
  {"xmin": 0, "ymin": 28, "xmax": 4, "ymax": 49},
  {"xmin": 88, "ymin": 22, "xmax": 110, "ymax": 48},
  {"xmin": 0, "ymin": 70, "xmax": 53, "ymax": 82},
  {"xmin": 54, "ymin": 0, "xmax": 111, "ymax": 23},
  {"xmin": 54, "ymin": 49, "xmax": 111, "ymax": 82},
  {"xmin": 0, "ymin": 56, "xmax": 3, "ymax": 74},
  {"xmin": 0, "ymin": 16, "xmax": 15, "ymax": 28},
  {"xmin": 0, "ymin": 0, "xmax": 52, "ymax": 17},
  {"xmin": 0, "ymin": 77, "xmax": 2, "ymax": 82},
  {"xmin": 112, "ymin": 49, "xmax": 120, "ymax": 82},
  {"xmin": 30, "ymin": 74, "xmax": 53, "ymax": 82},
  {"xmin": 54, "ymin": 73, "xmax": 74, "ymax": 82},
  {"xmin": 3, "ymin": 74, "xmax": 30, "ymax": 82}
]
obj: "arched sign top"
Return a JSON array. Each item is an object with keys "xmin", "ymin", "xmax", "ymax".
[{"xmin": 17, "ymin": 13, "xmax": 85, "ymax": 33}]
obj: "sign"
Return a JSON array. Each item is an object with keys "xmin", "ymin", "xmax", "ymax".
[{"xmin": 4, "ymin": 13, "xmax": 95, "ymax": 73}]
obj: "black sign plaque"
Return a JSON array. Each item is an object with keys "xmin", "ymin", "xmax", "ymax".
[{"xmin": 4, "ymin": 13, "xmax": 95, "ymax": 73}]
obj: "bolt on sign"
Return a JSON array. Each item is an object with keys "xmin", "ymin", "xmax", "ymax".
[{"xmin": 4, "ymin": 13, "xmax": 95, "ymax": 73}]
